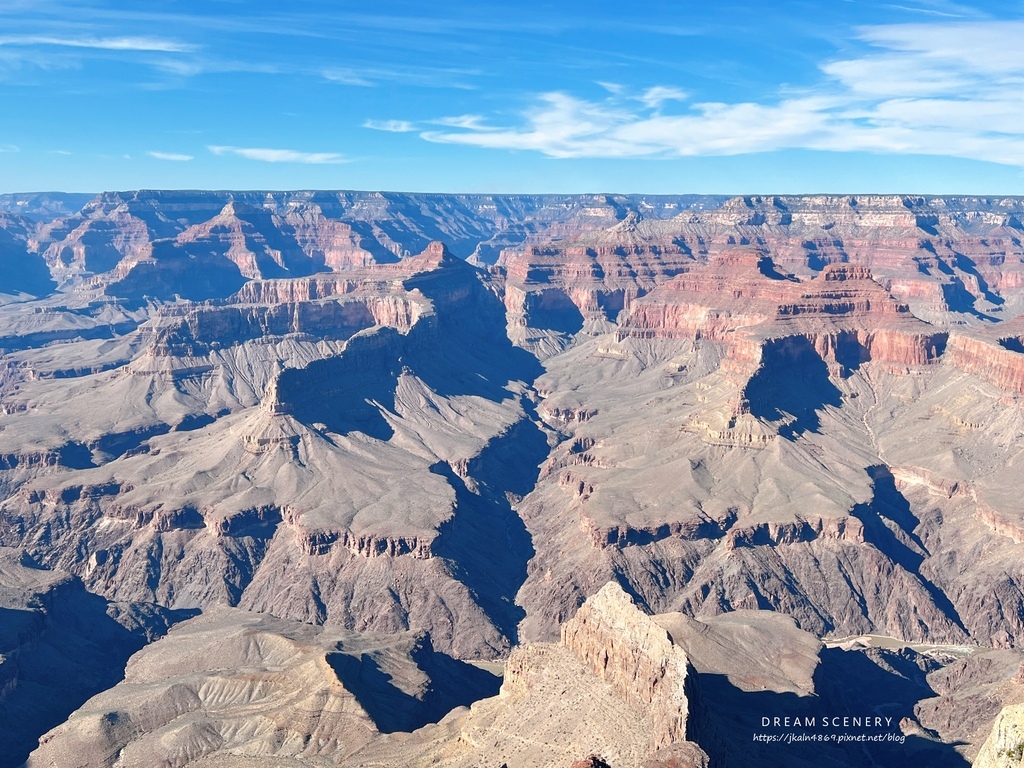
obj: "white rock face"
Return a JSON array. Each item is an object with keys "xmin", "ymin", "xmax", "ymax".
[{"xmin": 974, "ymin": 704, "xmax": 1024, "ymax": 768}]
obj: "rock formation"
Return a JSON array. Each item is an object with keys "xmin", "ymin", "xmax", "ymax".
[
  {"xmin": 26, "ymin": 582, "xmax": 705, "ymax": 768},
  {"xmin": 974, "ymin": 705, "xmax": 1024, "ymax": 768},
  {"xmin": 560, "ymin": 582, "xmax": 692, "ymax": 750},
  {"xmin": 1, "ymin": 190, "xmax": 1024, "ymax": 764}
]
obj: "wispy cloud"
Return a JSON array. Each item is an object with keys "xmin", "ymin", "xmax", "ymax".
[
  {"xmin": 431, "ymin": 115, "xmax": 496, "ymax": 130},
  {"xmin": 50, "ymin": 149, "xmax": 71, "ymax": 155},
  {"xmin": 148, "ymin": 150, "xmax": 193, "ymax": 161},
  {"xmin": 151, "ymin": 57, "xmax": 281, "ymax": 78},
  {"xmin": 0, "ymin": 35, "xmax": 196, "ymax": 52},
  {"xmin": 880, "ymin": 0, "xmax": 986, "ymax": 19},
  {"xmin": 416, "ymin": 19, "xmax": 1024, "ymax": 167},
  {"xmin": 322, "ymin": 68, "xmax": 374, "ymax": 87},
  {"xmin": 207, "ymin": 145, "xmax": 347, "ymax": 164},
  {"xmin": 0, "ymin": 144, "xmax": 19, "ymax": 153},
  {"xmin": 363, "ymin": 119, "xmax": 417, "ymax": 133},
  {"xmin": 637, "ymin": 86, "xmax": 689, "ymax": 109},
  {"xmin": 321, "ymin": 64, "xmax": 479, "ymax": 90}
]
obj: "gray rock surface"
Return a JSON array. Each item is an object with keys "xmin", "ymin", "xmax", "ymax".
[{"xmin": 0, "ymin": 549, "xmax": 184, "ymax": 768}]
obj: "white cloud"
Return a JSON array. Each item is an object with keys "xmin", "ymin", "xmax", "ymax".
[
  {"xmin": 321, "ymin": 67, "xmax": 374, "ymax": 87},
  {"xmin": 416, "ymin": 20, "xmax": 1024, "ymax": 167},
  {"xmin": 363, "ymin": 119, "xmax": 417, "ymax": 132},
  {"xmin": 321, "ymin": 64, "xmax": 479, "ymax": 90},
  {"xmin": 148, "ymin": 151, "xmax": 193, "ymax": 161},
  {"xmin": 207, "ymin": 145, "xmax": 347, "ymax": 164},
  {"xmin": 637, "ymin": 86, "xmax": 689, "ymax": 109},
  {"xmin": 596, "ymin": 81, "xmax": 625, "ymax": 95},
  {"xmin": 430, "ymin": 114, "xmax": 497, "ymax": 130},
  {"xmin": 856, "ymin": 21, "xmax": 1024, "ymax": 74},
  {"xmin": 153, "ymin": 58, "xmax": 282, "ymax": 78},
  {"xmin": 0, "ymin": 35, "xmax": 195, "ymax": 53},
  {"xmin": 0, "ymin": 144, "xmax": 18, "ymax": 153}
]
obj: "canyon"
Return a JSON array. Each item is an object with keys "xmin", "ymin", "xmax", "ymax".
[{"xmin": 0, "ymin": 190, "xmax": 1023, "ymax": 767}]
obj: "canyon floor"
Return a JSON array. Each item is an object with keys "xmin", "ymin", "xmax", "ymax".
[{"xmin": 1, "ymin": 191, "xmax": 1024, "ymax": 767}]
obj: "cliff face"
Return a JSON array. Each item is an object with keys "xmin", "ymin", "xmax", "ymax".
[
  {"xmin": 946, "ymin": 334, "xmax": 1024, "ymax": 395},
  {"xmin": 973, "ymin": 704, "xmax": 1024, "ymax": 768},
  {"xmin": 618, "ymin": 258, "xmax": 947, "ymax": 373},
  {"xmin": 558, "ymin": 582, "xmax": 692, "ymax": 750}
]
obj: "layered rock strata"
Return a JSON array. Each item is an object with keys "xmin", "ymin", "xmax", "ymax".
[
  {"xmin": 560, "ymin": 582, "xmax": 692, "ymax": 750},
  {"xmin": 0, "ymin": 243, "xmax": 543, "ymax": 659},
  {"xmin": 1, "ymin": 191, "xmax": 1024, "ymax": 764}
]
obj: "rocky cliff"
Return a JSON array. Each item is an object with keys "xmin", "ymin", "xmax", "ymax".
[
  {"xmin": 974, "ymin": 704, "xmax": 1024, "ymax": 768},
  {"xmin": 559, "ymin": 582, "xmax": 692, "ymax": 750}
]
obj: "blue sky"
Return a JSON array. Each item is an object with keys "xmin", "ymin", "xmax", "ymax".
[{"xmin": 1, "ymin": 0, "xmax": 1024, "ymax": 193}]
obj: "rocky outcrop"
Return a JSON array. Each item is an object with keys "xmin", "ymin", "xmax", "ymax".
[
  {"xmin": 974, "ymin": 704, "xmax": 1024, "ymax": 768},
  {"xmin": 946, "ymin": 333, "xmax": 1024, "ymax": 395},
  {"xmin": 619, "ymin": 259, "xmax": 946, "ymax": 371},
  {"xmin": 559, "ymin": 582, "xmax": 693, "ymax": 750}
]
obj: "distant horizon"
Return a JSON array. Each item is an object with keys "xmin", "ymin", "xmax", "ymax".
[{"xmin": 7, "ymin": 188, "xmax": 1024, "ymax": 200}]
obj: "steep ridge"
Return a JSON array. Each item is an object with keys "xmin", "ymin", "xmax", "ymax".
[
  {"xmin": 0, "ymin": 243, "xmax": 543, "ymax": 659},
  {"xmin": 26, "ymin": 608, "xmax": 500, "ymax": 768}
]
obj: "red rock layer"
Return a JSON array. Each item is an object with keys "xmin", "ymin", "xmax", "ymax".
[
  {"xmin": 619, "ymin": 258, "xmax": 946, "ymax": 371},
  {"xmin": 944, "ymin": 335, "xmax": 1024, "ymax": 395}
]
